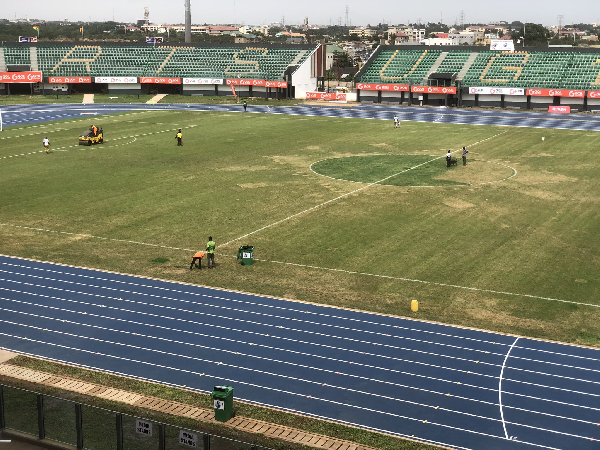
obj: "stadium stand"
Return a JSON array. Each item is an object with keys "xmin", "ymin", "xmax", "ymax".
[
  {"xmin": 357, "ymin": 47, "xmax": 600, "ymax": 90},
  {"xmin": 5, "ymin": 44, "xmax": 313, "ymax": 81}
]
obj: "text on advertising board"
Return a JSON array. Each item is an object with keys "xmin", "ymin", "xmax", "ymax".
[
  {"xmin": 226, "ymin": 79, "xmax": 287, "ymax": 87},
  {"xmin": 548, "ymin": 106, "xmax": 571, "ymax": 113},
  {"xmin": 587, "ymin": 91, "xmax": 600, "ymax": 98},
  {"xmin": 183, "ymin": 78, "xmax": 223, "ymax": 85},
  {"xmin": 468, "ymin": 87, "xmax": 525, "ymax": 95},
  {"xmin": 410, "ymin": 86, "xmax": 457, "ymax": 94},
  {"xmin": 94, "ymin": 77, "xmax": 138, "ymax": 84},
  {"xmin": 356, "ymin": 83, "xmax": 409, "ymax": 91},
  {"xmin": 526, "ymin": 89, "xmax": 584, "ymax": 97},
  {"xmin": 306, "ymin": 92, "xmax": 347, "ymax": 100},
  {"xmin": 140, "ymin": 77, "xmax": 181, "ymax": 84},
  {"xmin": 48, "ymin": 77, "xmax": 91, "ymax": 84},
  {"xmin": 0, "ymin": 71, "xmax": 43, "ymax": 83}
]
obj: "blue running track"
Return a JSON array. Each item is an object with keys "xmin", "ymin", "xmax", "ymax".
[
  {"xmin": 2, "ymin": 102, "xmax": 600, "ymax": 131},
  {"xmin": 0, "ymin": 255, "xmax": 599, "ymax": 450}
]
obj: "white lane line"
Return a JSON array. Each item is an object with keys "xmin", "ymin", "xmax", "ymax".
[
  {"xmin": 0, "ymin": 326, "xmax": 593, "ymax": 446},
  {"xmin": 0, "ymin": 295, "xmax": 503, "ymax": 389},
  {"xmin": 4, "ymin": 305, "xmax": 600, "ymax": 427},
  {"xmin": 221, "ymin": 130, "xmax": 509, "ymax": 247},
  {"xmin": 0, "ymin": 261, "xmax": 508, "ymax": 348},
  {"xmin": 499, "ymin": 337, "xmax": 519, "ymax": 439},
  {"xmin": 0, "ymin": 269, "xmax": 509, "ymax": 358},
  {"xmin": 0, "ymin": 279, "xmax": 503, "ymax": 368},
  {"xmin": 12, "ymin": 268, "xmax": 600, "ymax": 378},
  {"xmin": 4, "ymin": 286, "xmax": 600, "ymax": 402}
]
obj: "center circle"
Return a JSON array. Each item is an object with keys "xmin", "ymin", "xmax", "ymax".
[{"xmin": 310, "ymin": 155, "xmax": 515, "ymax": 186}]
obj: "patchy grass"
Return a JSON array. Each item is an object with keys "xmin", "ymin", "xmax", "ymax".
[{"xmin": 0, "ymin": 111, "xmax": 599, "ymax": 345}]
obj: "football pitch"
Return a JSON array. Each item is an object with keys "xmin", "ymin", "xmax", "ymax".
[{"xmin": 1, "ymin": 107, "xmax": 599, "ymax": 348}]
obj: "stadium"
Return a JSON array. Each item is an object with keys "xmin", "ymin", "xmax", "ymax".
[{"xmin": 0, "ymin": 19, "xmax": 600, "ymax": 450}]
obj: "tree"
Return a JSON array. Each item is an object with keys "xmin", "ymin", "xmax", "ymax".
[{"xmin": 513, "ymin": 23, "xmax": 549, "ymax": 47}]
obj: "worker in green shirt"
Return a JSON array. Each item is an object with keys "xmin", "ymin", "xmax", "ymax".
[
  {"xmin": 243, "ymin": 99, "xmax": 247, "ymax": 112},
  {"xmin": 206, "ymin": 236, "xmax": 216, "ymax": 268}
]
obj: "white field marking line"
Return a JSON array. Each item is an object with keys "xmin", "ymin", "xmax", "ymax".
[
  {"xmin": 0, "ymin": 345, "xmax": 579, "ymax": 450},
  {"xmin": 5, "ymin": 288, "xmax": 600, "ymax": 406},
  {"xmin": 0, "ymin": 269, "xmax": 510, "ymax": 359},
  {"xmin": 221, "ymin": 130, "xmax": 509, "ymax": 247},
  {"xmin": 9, "ymin": 268, "xmax": 600, "ymax": 378},
  {"xmin": 2, "ymin": 224, "xmax": 599, "ymax": 314},
  {"xmin": 0, "ymin": 279, "xmax": 505, "ymax": 370},
  {"xmin": 0, "ymin": 124, "xmax": 195, "ymax": 160},
  {"xmin": 2, "ymin": 326, "xmax": 593, "ymax": 444},
  {"xmin": 5, "ymin": 306, "xmax": 600, "ymax": 427},
  {"xmin": 2, "ymin": 262, "xmax": 517, "ymax": 351},
  {"xmin": 267, "ymin": 256, "xmax": 600, "ymax": 309},
  {"xmin": 499, "ymin": 337, "xmax": 519, "ymax": 439},
  {"xmin": 309, "ymin": 155, "xmax": 517, "ymax": 187},
  {"xmin": 0, "ymin": 127, "xmax": 70, "ymax": 140}
]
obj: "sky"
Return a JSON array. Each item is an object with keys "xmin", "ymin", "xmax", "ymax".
[{"xmin": 2, "ymin": 0, "xmax": 598, "ymax": 27}]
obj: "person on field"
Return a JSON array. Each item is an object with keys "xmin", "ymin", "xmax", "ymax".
[
  {"xmin": 462, "ymin": 146, "xmax": 468, "ymax": 166},
  {"xmin": 43, "ymin": 137, "xmax": 50, "ymax": 154},
  {"xmin": 90, "ymin": 125, "xmax": 98, "ymax": 136},
  {"xmin": 446, "ymin": 150, "xmax": 457, "ymax": 167},
  {"xmin": 243, "ymin": 99, "xmax": 247, "ymax": 112},
  {"xmin": 206, "ymin": 236, "xmax": 216, "ymax": 268},
  {"xmin": 190, "ymin": 250, "xmax": 205, "ymax": 270},
  {"xmin": 393, "ymin": 115, "xmax": 400, "ymax": 128},
  {"xmin": 176, "ymin": 129, "xmax": 183, "ymax": 146}
]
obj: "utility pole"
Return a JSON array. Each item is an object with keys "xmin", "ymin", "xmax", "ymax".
[
  {"xmin": 345, "ymin": 5, "xmax": 349, "ymax": 27},
  {"xmin": 184, "ymin": 0, "xmax": 191, "ymax": 43}
]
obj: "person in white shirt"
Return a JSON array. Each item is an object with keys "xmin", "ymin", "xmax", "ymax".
[
  {"xmin": 43, "ymin": 137, "xmax": 50, "ymax": 154},
  {"xmin": 393, "ymin": 115, "xmax": 400, "ymax": 128}
]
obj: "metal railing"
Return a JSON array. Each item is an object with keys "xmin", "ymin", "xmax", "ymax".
[{"xmin": 0, "ymin": 384, "xmax": 271, "ymax": 450}]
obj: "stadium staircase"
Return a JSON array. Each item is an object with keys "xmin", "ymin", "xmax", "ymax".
[
  {"xmin": 30, "ymin": 47, "xmax": 39, "ymax": 71},
  {"xmin": 156, "ymin": 47, "xmax": 178, "ymax": 74},
  {"xmin": 0, "ymin": 48, "xmax": 6, "ymax": 72},
  {"xmin": 290, "ymin": 49, "xmax": 309, "ymax": 66},
  {"xmin": 427, "ymin": 51, "xmax": 448, "ymax": 75},
  {"xmin": 456, "ymin": 52, "xmax": 478, "ymax": 81}
]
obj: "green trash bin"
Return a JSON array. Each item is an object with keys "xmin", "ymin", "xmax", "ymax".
[
  {"xmin": 237, "ymin": 245, "xmax": 254, "ymax": 265},
  {"xmin": 212, "ymin": 385, "xmax": 234, "ymax": 422}
]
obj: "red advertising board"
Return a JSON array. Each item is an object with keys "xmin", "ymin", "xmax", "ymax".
[
  {"xmin": 227, "ymin": 79, "xmax": 265, "ymax": 86},
  {"xmin": 48, "ymin": 76, "xmax": 91, "ymax": 84},
  {"xmin": 306, "ymin": 92, "xmax": 347, "ymax": 100},
  {"xmin": 356, "ymin": 83, "xmax": 409, "ymax": 91},
  {"xmin": 140, "ymin": 77, "xmax": 181, "ymax": 84},
  {"xmin": 411, "ymin": 86, "xmax": 457, "ymax": 94},
  {"xmin": 265, "ymin": 80, "xmax": 288, "ymax": 88},
  {"xmin": 548, "ymin": 106, "xmax": 571, "ymax": 113},
  {"xmin": 0, "ymin": 71, "xmax": 43, "ymax": 83},
  {"xmin": 587, "ymin": 90, "xmax": 600, "ymax": 99},
  {"xmin": 526, "ymin": 88, "xmax": 584, "ymax": 97}
]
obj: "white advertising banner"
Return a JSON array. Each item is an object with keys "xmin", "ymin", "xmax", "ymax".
[
  {"xmin": 95, "ymin": 77, "xmax": 138, "ymax": 84},
  {"xmin": 469, "ymin": 87, "xmax": 525, "ymax": 96},
  {"xmin": 490, "ymin": 40, "xmax": 515, "ymax": 52},
  {"xmin": 183, "ymin": 78, "xmax": 223, "ymax": 85}
]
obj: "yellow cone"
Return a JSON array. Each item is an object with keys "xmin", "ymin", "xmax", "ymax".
[{"xmin": 411, "ymin": 300, "xmax": 419, "ymax": 312}]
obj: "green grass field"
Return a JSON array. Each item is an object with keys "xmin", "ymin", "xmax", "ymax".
[{"xmin": 1, "ymin": 108, "xmax": 599, "ymax": 349}]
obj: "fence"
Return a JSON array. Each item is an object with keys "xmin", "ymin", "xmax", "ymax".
[{"xmin": 0, "ymin": 384, "xmax": 272, "ymax": 450}]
